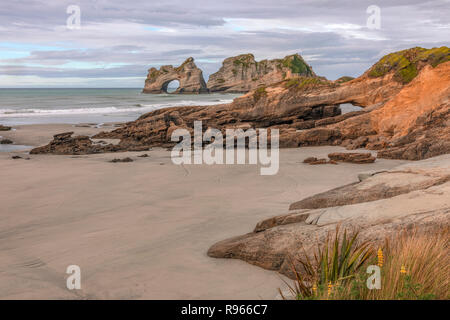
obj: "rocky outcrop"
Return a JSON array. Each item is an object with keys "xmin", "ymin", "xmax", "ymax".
[
  {"xmin": 208, "ymin": 155, "xmax": 450, "ymax": 278},
  {"xmin": 84, "ymin": 61, "xmax": 403, "ymax": 151},
  {"xmin": 31, "ymin": 47, "xmax": 450, "ymax": 161},
  {"xmin": 88, "ymin": 101, "xmax": 341, "ymax": 151},
  {"xmin": 296, "ymin": 57, "xmax": 450, "ymax": 160},
  {"xmin": 207, "ymin": 53, "xmax": 316, "ymax": 93},
  {"xmin": 30, "ymin": 132, "xmax": 122, "ymax": 155},
  {"xmin": 142, "ymin": 57, "xmax": 208, "ymax": 94}
]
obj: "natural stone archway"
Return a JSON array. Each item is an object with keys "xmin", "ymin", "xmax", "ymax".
[
  {"xmin": 164, "ymin": 80, "xmax": 180, "ymax": 93},
  {"xmin": 143, "ymin": 57, "xmax": 208, "ymax": 94}
]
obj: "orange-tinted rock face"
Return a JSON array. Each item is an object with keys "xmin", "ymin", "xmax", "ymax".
[
  {"xmin": 371, "ymin": 62, "xmax": 450, "ymax": 138},
  {"xmin": 328, "ymin": 62, "xmax": 450, "ymax": 160}
]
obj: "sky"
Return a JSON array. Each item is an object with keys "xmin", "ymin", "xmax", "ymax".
[{"xmin": 0, "ymin": 0, "xmax": 449, "ymax": 88}]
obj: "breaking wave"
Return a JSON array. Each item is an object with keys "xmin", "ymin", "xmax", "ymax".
[{"xmin": 0, "ymin": 99, "xmax": 234, "ymax": 118}]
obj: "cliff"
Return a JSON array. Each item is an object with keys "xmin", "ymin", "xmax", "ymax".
[
  {"xmin": 207, "ymin": 53, "xmax": 316, "ymax": 93},
  {"xmin": 294, "ymin": 48, "xmax": 450, "ymax": 160},
  {"xmin": 142, "ymin": 57, "xmax": 208, "ymax": 94}
]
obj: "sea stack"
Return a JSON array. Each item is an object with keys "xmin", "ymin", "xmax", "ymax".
[
  {"xmin": 207, "ymin": 53, "xmax": 316, "ymax": 93},
  {"xmin": 142, "ymin": 57, "xmax": 208, "ymax": 94}
]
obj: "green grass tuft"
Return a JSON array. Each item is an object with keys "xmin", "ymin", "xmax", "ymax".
[
  {"xmin": 284, "ymin": 76, "xmax": 331, "ymax": 90},
  {"xmin": 281, "ymin": 55, "xmax": 314, "ymax": 75},
  {"xmin": 253, "ymin": 86, "xmax": 267, "ymax": 102},
  {"xmin": 336, "ymin": 76, "xmax": 355, "ymax": 83},
  {"xmin": 368, "ymin": 46, "xmax": 450, "ymax": 83}
]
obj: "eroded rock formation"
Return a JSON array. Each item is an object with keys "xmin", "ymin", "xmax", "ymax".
[
  {"xmin": 296, "ymin": 58, "xmax": 450, "ymax": 160},
  {"xmin": 142, "ymin": 57, "xmax": 208, "ymax": 94},
  {"xmin": 207, "ymin": 53, "xmax": 316, "ymax": 93},
  {"xmin": 31, "ymin": 47, "xmax": 450, "ymax": 161},
  {"xmin": 29, "ymin": 132, "xmax": 122, "ymax": 155},
  {"xmin": 208, "ymin": 155, "xmax": 450, "ymax": 278}
]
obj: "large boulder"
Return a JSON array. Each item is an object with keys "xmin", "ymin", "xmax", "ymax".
[{"xmin": 142, "ymin": 57, "xmax": 208, "ymax": 94}]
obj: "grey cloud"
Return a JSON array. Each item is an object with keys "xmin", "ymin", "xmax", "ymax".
[
  {"xmin": 0, "ymin": 0, "xmax": 448, "ymax": 85},
  {"xmin": 0, "ymin": 63, "xmax": 148, "ymax": 78}
]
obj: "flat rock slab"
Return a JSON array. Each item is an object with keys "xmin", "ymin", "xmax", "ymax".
[{"xmin": 208, "ymin": 154, "xmax": 450, "ymax": 279}]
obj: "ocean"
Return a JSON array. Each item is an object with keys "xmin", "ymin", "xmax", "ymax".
[{"xmin": 0, "ymin": 88, "xmax": 242, "ymax": 126}]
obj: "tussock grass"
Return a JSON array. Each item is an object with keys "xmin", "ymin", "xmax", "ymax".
[
  {"xmin": 283, "ymin": 226, "xmax": 449, "ymax": 300},
  {"xmin": 347, "ymin": 228, "xmax": 450, "ymax": 300},
  {"xmin": 280, "ymin": 226, "xmax": 374, "ymax": 299}
]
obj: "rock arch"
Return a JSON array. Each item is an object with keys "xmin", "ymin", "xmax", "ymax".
[
  {"xmin": 143, "ymin": 57, "xmax": 208, "ymax": 94},
  {"xmin": 163, "ymin": 79, "xmax": 180, "ymax": 93}
]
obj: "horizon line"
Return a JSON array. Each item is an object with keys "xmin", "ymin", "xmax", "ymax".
[{"xmin": 0, "ymin": 87, "xmax": 143, "ymax": 89}]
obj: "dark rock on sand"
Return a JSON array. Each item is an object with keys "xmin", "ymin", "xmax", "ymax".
[
  {"xmin": 328, "ymin": 152, "xmax": 376, "ymax": 163},
  {"xmin": 0, "ymin": 125, "xmax": 12, "ymax": 131},
  {"xmin": 11, "ymin": 155, "xmax": 30, "ymax": 160},
  {"xmin": 308, "ymin": 158, "xmax": 328, "ymax": 165},
  {"xmin": 1, "ymin": 139, "xmax": 13, "ymax": 144},
  {"xmin": 303, "ymin": 157, "xmax": 318, "ymax": 163},
  {"xmin": 109, "ymin": 157, "xmax": 134, "ymax": 163},
  {"xmin": 303, "ymin": 157, "xmax": 338, "ymax": 165},
  {"xmin": 30, "ymin": 132, "xmax": 121, "ymax": 155}
]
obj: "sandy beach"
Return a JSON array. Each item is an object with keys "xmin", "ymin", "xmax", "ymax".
[{"xmin": 0, "ymin": 124, "xmax": 408, "ymax": 299}]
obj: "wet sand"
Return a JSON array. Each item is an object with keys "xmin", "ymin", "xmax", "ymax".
[{"xmin": 0, "ymin": 124, "xmax": 407, "ymax": 299}]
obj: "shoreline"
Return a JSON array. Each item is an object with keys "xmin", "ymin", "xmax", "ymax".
[{"xmin": 0, "ymin": 122, "xmax": 408, "ymax": 299}]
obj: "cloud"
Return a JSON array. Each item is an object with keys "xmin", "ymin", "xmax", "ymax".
[{"xmin": 0, "ymin": 0, "xmax": 448, "ymax": 86}]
